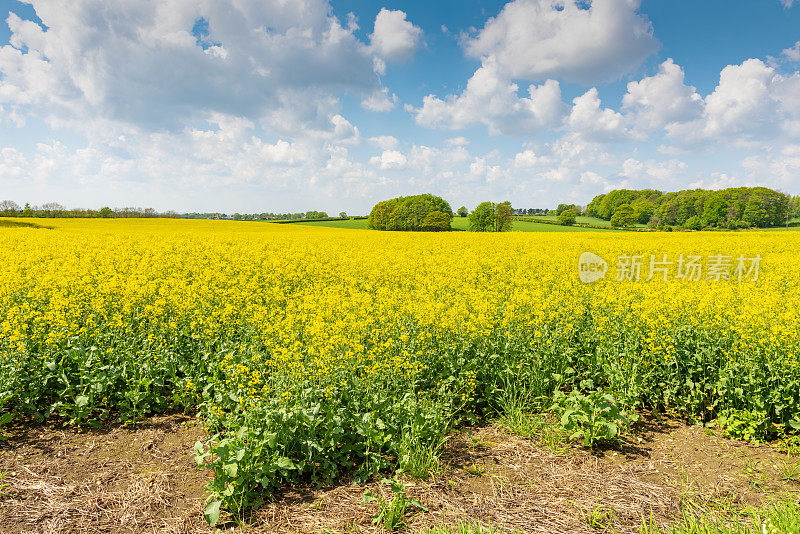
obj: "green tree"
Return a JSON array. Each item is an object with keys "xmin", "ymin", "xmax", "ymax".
[
  {"xmin": 468, "ymin": 201, "xmax": 513, "ymax": 232},
  {"xmin": 558, "ymin": 208, "xmax": 577, "ymax": 226},
  {"xmin": 457, "ymin": 206, "xmax": 468, "ymax": 217},
  {"xmin": 630, "ymin": 198, "xmax": 655, "ymax": 224},
  {"xmin": 368, "ymin": 194, "xmax": 453, "ymax": 231},
  {"xmin": 22, "ymin": 203, "xmax": 33, "ymax": 217},
  {"xmin": 99, "ymin": 206, "xmax": 113, "ymax": 218},
  {"xmin": 743, "ymin": 195, "xmax": 769, "ymax": 227},
  {"xmin": 468, "ymin": 202, "xmax": 496, "ymax": 232},
  {"xmin": 684, "ymin": 215, "xmax": 702, "ymax": 230},
  {"xmin": 556, "ymin": 203, "xmax": 580, "ymax": 216},
  {"xmin": 610, "ymin": 204, "xmax": 636, "ymax": 227},
  {"xmin": 585, "ymin": 194, "xmax": 606, "ymax": 218},
  {"xmin": 494, "ymin": 201, "xmax": 514, "ymax": 232},
  {"xmin": 339, "ymin": 212, "xmax": 347, "ymax": 218},
  {"xmin": 791, "ymin": 195, "xmax": 800, "ymax": 219},
  {"xmin": 422, "ymin": 211, "xmax": 450, "ymax": 231},
  {"xmin": 702, "ymin": 194, "xmax": 728, "ymax": 226},
  {"xmin": 0, "ymin": 200, "xmax": 20, "ymax": 216}
]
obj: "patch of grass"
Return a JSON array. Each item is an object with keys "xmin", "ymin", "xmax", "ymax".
[
  {"xmin": 779, "ymin": 460, "xmax": 800, "ymax": 484},
  {"xmin": 423, "ymin": 521, "xmax": 508, "ymax": 534},
  {"xmin": 525, "ymin": 215, "xmax": 612, "ymax": 227},
  {"xmin": 293, "ymin": 218, "xmax": 370, "ymax": 229},
  {"xmin": 581, "ymin": 503, "xmax": 616, "ymax": 530},
  {"xmin": 639, "ymin": 500, "xmax": 800, "ymax": 534},
  {"xmin": 452, "ymin": 217, "xmax": 609, "ymax": 232},
  {"xmin": 363, "ymin": 478, "xmax": 427, "ymax": 531},
  {"xmin": 398, "ymin": 432, "xmax": 446, "ymax": 479},
  {"xmin": 523, "ymin": 214, "xmax": 645, "ymax": 228},
  {"xmin": 496, "ymin": 393, "xmax": 569, "ymax": 453}
]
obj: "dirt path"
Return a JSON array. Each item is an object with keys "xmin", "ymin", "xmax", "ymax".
[{"xmin": 1, "ymin": 416, "xmax": 797, "ymax": 533}]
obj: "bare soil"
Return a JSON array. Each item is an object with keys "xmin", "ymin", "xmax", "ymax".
[{"xmin": 1, "ymin": 415, "xmax": 798, "ymax": 533}]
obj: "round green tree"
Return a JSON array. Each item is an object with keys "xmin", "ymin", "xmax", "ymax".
[
  {"xmin": 557, "ymin": 208, "xmax": 576, "ymax": 226},
  {"xmin": 367, "ymin": 194, "xmax": 453, "ymax": 231},
  {"xmin": 610, "ymin": 204, "xmax": 635, "ymax": 228}
]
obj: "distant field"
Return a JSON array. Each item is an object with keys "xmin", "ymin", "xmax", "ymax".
[
  {"xmin": 525, "ymin": 215, "xmax": 651, "ymax": 228},
  {"xmin": 290, "ymin": 218, "xmax": 369, "ymax": 229},
  {"xmin": 763, "ymin": 225, "xmax": 800, "ymax": 231},
  {"xmin": 524, "ymin": 214, "xmax": 610, "ymax": 227},
  {"xmin": 297, "ymin": 216, "xmax": 615, "ymax": 232}
]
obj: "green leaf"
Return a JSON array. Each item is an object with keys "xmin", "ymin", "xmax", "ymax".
[
  {"xmin": 560, "ymin": 410, "xmax": 574, "ymax": 427},
  {"xmin": 276, "ymin": 456, "xmax": 295, "ymax": 471},
  {"xmin": 223, "ymin": 462, "xmax": 238, "ymax": 477},
  {"xmin": 204, "ymin": 499, "xmax": 221, "ymax": 526},
  {"xmin": 409, "ymin": 499, "xmax": 428, "ymax": 511},
  {"xmin": 606, "ymin": 422, "xmax": 618, "ymax": 438},
  {"xmin": 0, "ymin": 413, "xmax": 13, "ymax": 426}
]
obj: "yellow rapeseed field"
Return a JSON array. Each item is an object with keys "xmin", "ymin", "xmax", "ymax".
[{"xmin": 1, "ymin": 218, "xmax": 798, "ymax": 519}]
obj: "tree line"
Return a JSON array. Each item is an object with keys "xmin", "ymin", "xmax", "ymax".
[
  {"xmin": 585, "ymin": 187, "xmax": 798, "ymax": 229},
  {"xmin": 183, "ymin": 211, "xmax": 334, "ymax": 221},
  {"xmin": 368, "ymin": 195, "xmax": 514, "ymax": 232},
  {"xmin": 0, "ymin": 201, "xmax": 343, "ymax": 221},
  {"xmin": 0, "ymin": 201, "xmax": 180, "ymax": 219}
]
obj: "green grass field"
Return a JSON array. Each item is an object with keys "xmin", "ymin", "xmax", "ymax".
[
  {"xmin": 296, "ymin": 217, "xmax": 617, "ymax": 232},
  {"xmin": 289, "ymin": 218, "xmax": 369, "ymax": 229},
  {"xmin": 525, "ymin": 215, "xmax": 651, "ymax": 228},
  {"xmin": 294, "ymin": 214, "xmax": 800, "ymax": 232}
]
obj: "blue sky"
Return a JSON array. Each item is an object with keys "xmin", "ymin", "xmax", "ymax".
[{"xmin": 0, "ymin": 0, "xmax": 799, "ymax": 214}]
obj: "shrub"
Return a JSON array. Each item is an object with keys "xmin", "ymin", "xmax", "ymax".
[
  {"xmin": 557, "ymin": 209, "xmax": 576, "ymax": 226},
  {"xmin": 551, "ymin": 389, "xmax": 633, "ymax": 448},
  {"xmin": 368, "ymin": 194, "xmax": 453, "ymax": 231}
]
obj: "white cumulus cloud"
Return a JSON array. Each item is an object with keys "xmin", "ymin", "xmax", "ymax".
[
  {"xmin": 622, "ymin": 59, "xmax": 703, "ymax": 132},
  {"xmin": 370, "ymin": 150, "xmax": 408, "ymax": 170},
  {"xmin": 0, "ymin": 0, "xmax": 379, "ymax": 132},
  {"xmin": 568, "ymin": 88, "xmax": 634, "ymax": 141},
  {"xmin": 361, "ymin": 87, "xmax": 398, "ymax": 112},
  {"xmin": 665, "ymin": 59, "xmax": 800, "ymax": 145},
  {"xmin": 369, "ymin": 8, "xmax": 423, "ymax": 63},
  {"xmin": 463, "ymin": 0, "xmax": 659, "ymax": 84},
  {"xmin": 413, "ymin": 59, "xmax": 565, "ymax": 135}
]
